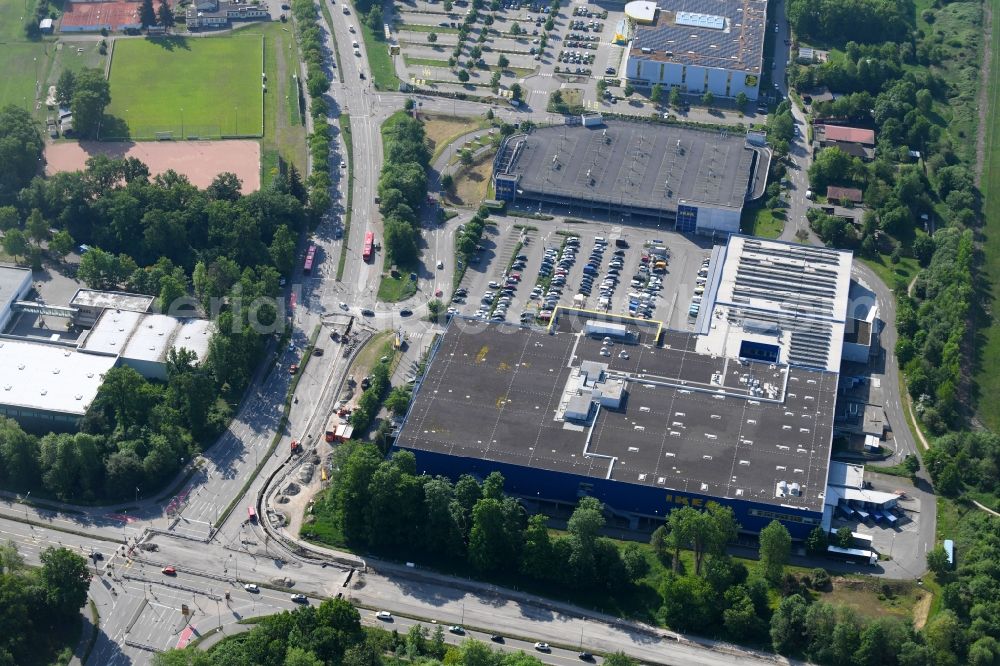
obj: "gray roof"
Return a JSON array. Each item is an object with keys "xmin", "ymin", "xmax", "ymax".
[
  {"xmin": 0, "ymin": 265, "xmax": 32, "ymax": 322},
  {"xmin": 502, "ymin": 120, "xmax": 759, "ymax": 214},
  {"xmin": 397, "ymin": 314, "xmax": 836, "ymax": 513},
  {"xmin": 630, "ymin": 0, "xmax": 768, "ymax": 73}
]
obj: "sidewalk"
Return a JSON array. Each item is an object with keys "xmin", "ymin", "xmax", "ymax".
[{"xmin": 195, "ymin": 622, "xmax": 254, "ymax": 652}]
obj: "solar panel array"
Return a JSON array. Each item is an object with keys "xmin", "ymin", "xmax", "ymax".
[{"xmin": 726, "ymin": 240, "xmax": 845, "ymax": 370}]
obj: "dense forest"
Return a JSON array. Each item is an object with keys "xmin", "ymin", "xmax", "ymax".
[
  {"xmin": 0, "ymin": 543, "xmax": 92, "ymax": 665},
  {"xmin": 0, "ymin": 106, "xmax": 308, "ymax": 501}
]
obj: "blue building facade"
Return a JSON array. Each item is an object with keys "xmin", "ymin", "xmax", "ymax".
[{"xmin": 395, "ymin": 445, "xmax": 824, "ymax": 540}]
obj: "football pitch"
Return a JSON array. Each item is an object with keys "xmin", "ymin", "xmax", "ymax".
[{"xmin": 106, "ymin": 35, "xmax": 264, "ymax": 139}]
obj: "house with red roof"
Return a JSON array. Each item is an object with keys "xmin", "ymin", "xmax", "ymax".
[{"xmin": 814, "ymin": 124, "xmax": 876, "ymax": 161}]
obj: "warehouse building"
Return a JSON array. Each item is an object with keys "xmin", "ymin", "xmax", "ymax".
[
  {"xmin": 0, "ymin": 276, "xmax": 213, "ymax": 430},
  {"xmin": 395, "ymin": 237, "xmax": 863, "ymax": 539},
  {"xmin": 493, "ymin": 120, "xmax": 769, "ymax": 235},
  {"xmin": 622, "ymin": 0, "xmax": 768, "ymax": 100}
]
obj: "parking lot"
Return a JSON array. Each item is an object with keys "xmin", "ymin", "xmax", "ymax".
[{"xmin": 449, "ymin": 219, "xmax": 714, "ymax": 330}]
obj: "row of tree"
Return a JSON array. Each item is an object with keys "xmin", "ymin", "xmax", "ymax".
[
  {"xmin": 154, "ymin": 593, "xmax": 642, "ymax": 666},
  {"xmin": 349, "ymin": 359, "xmax": 391, "ymax": 433},
  {"xmin": 290, "ymin": 0, "xmax": 334, "ymax": 221},
  {"xmin": 0, "ymin": 543, "xmax": 91, "ymax": 664},
  {"xmin": 377, "ymin": 113, "xmax": 430, "ymax": 266}
]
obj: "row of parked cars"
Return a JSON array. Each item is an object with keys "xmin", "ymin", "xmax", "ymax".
[
  {"xmin": 530, "ymin": 238, "xmax": 580, "ymax": 321},
  {"xmin": 474, "ymin": 269, "xmax": 524, "ymax": 322},
  {"xmin": 579, "ymin": 237, "xmax": 623, "ymax": 307},
  {"xmin": 688, "ymin": 257, "xmax": 712, "ymax": 318}
]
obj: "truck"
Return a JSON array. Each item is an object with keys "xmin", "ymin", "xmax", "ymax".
[
  {"xmin": 290, "ymin": 439, "xmax": 302, "ymax": 454},
  {"xmin": 342, "ymin": 4, "xmax": 349, "ymax": 13},
  {"xmin": 325, "ymin": 415, "xmax": 340, "ymax": 443}
]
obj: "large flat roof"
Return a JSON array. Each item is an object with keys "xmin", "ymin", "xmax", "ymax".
[
  {"xmin": 629, "ymin": 0, "xmax": 768, "ymax": 73},
  {"xmin": 81, "ymin": 309, "xmax": 213, "ymax": 364},
  {"xmin": 70, "ymin": 289, "xmax": 153, "ymax": 313},
  {"xmin": 502, "ymin": 120, "xmax": 759, "ymax": 214},
  {"xmin": 696, "ymin": 236, "xmax": 852, "ymax": 372},
  {"xmin": 0, "ymin": 265, "xmax": 32, "ymax": 321},
  {"xmin": 398, "ymin": 313, "xmax": 836, "ymax": 514},
  {"xmin": 0, "ymin": 339, "xmax": 116, "ymax": 416}
]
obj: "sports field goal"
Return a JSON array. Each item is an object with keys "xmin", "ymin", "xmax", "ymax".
[{"xmin": 155, "ymin": 131, "xmax": 174, "ymax": 141}]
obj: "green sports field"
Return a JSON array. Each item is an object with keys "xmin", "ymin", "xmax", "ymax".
[{"xmin": 106, "ymin": 35, "xmax": 264, "ymax": 139}]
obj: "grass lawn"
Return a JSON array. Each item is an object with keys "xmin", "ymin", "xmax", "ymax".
[
  {"xmin": 740, "ymin": 206, "xmax": 784, "ymax": 238},
  {"xmin": 403, "ymin": 55, "xmax": 451, "ymax": 69},
  {"xmin": 399, "ymin": 23, "xmax": 460, "ymax": 34},
  {"xmin": 377, "ymin": 271, "xmax": 418, "ymax": 302},
  {"xmin": 359, "ymin": 20, "xmax": 400, "ymax": 91},
  {"xmin": 107, "ymin": 34, "xmax": 264, "ymax": 139},
  {"xmin": 859, "ymin": 254, "xmax": 919, "ymax": 293},
  {"xmin": 977, "ymin": 0, "xmax": 1000, "ymax": 430},
  {"xmin": 0, "ymin": 0, "xmax": 55, "ymax": 114},
  {"xmin": 257, "ymin": 23, "xmax": 307, "ymax": 182},
  {"xmin": 422, "ymin": 113, "xmax": 489, "ymax": 162}
]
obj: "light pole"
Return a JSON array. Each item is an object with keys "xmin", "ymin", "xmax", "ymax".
[
  {"xmin": 22, "ymin": 492, "xmax": 30, "ymax": 520},
  {"xmin": 180, "ymin": 107, "xmax": 184, "ymax": 138},
  {"xmin": 135, "ymin": 486, "xmax": 140, "ymax": 503},
  {"xmin": 235, "ymin": 107, "xmax": 238, "ymax": 135}
]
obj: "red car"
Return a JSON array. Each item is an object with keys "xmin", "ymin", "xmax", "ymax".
[{"xmin": 162, "ymin": 566, "xmax": 177, "ymax": 575}]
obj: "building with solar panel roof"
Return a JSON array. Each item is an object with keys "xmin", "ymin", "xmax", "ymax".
[{"xmin": 622, "ymin": 0, "xmax": 768, "ymax": 100}]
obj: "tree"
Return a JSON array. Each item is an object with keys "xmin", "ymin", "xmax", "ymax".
[
  {"xmin": 0, "ymin": 105, "xmax": 45, "ymax": 204},
  {"xmin": 603, "ymin": 653, "xmax": 638, "ymax": 666},
  {"xmin": 459, "ymin": 148, "xmax": 474, "ymax": 165},
  {"xmin": 40, "ymin": 547, "xmax": 91, "ymax": 617},
  {"xmin": 158, "ymin": 274, "xmax": 186, "ymax": 314},
  {"xmin": 651, "ymin": 83, "xmax": 664, "ymax": 105},
  {"xmin": 157, "ymin": 0, "xmax": 174, "ymax": 27},
  {"xmin": 1, "ymin": 229, "xmax": 28, "ymax": 262},
  {"xmin": 49, "ymin": 229, "xmax": 74, "ymax": 261},
  {"xmin": 56, "ymin": 70, "xmax": 76, "ymax": 106},
  {"xmin": 758, "ymin": 520, "xmax": 791, "ymax": 584},
  {"xmin": 735, "ymin": 91, "xmax": 749, "ymax": 109},
  {"xmin": 71, "ymin": 68, "xmax": 112, "ymax": 139},
  {"xmin": 701, "ymin": 91, "xmax": 715, "ymax": 106},
  {"xmin": 510, "ymin": 83, "xmax": 523, "ymax": 101},
  {"xmin": 927, "ymin": 544, "xmax": 950, "ymax": 575},
  {"xmin": 623, "ymin": 82, "xmax": 635, "ymax": 97},
  {"xmin": 902, "ymin": 453, "xmax": 921, "ymax": 479},
  {"xmin": 428, "ymin": 31, "xmax": 438, "ymax": 43},
  {"xmin": 669, "ymin": 86, "xmax": 682, "ymax": 108},
  {"xmin": 834, "ymin": 525, "xmax": 853, "ymax": 548},
  {"xmin": 510, "ymin": 21, "xmax": 521, "ymax": 35},
  {"xmin": 384, "ymin": 386, "xmax": 412, "ymax": 416},
  {"xmin": 497, "ymin": 54, "xmax": 510, "ymax": 70},
  {"xmin": 458, "ymin": 69, "xmax": 471, "ymax": 83},
  {"xmin": 441, "ymin": 173, "xmax": 454, "ymax": 191},
  {"xmin": 26, "ymin": 208, "xmax": 48, "ymax": 245},
  {"xmin": 805, "ymin": 526, "xmax": 828, "ymax": 556},
  {"xmin": 268, "ymin": 224, "xmax": 297, "ymax": 275},
  {"xmin": 140, "ymin": 0, "xmax": 156, "ymax": 28},
  {"xmin": 770, "ymin": 594, "xmax": 809, "ymax": 654}
]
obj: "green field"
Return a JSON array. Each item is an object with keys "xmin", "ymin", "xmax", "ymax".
[
  {"xmin": 978, "ymin": 0, "xmax": 1000, "ymax": 430},
  {"xmin": 0, "ymin": 0, "xmax": 51, "ymax": 112},
  {"xmin": 740, "ymin": 205, "xmax": 784, "ymax": 238},
  {"xmin": 106, "ymin": 35, "xmax": 264, "ymax": 139}
]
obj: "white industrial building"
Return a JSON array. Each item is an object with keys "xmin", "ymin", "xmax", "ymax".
[
  {"xmin": 622, "ymin": 0, "xmax": 768, "ymax": 100},
  {"xmin": 0, "ymin": 266, "xmax": 32, "ymax": 332},
  {"xmin": 694, "ymin": 236, "xmax": 861, "ymax": 373},
  {"xmin": 0, "ymin": 268, "xmax": 214, "ymax": 430}
]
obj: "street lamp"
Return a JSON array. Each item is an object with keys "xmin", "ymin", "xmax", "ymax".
[
  {"xmin": 22, "ymin": 491, "xmax": 30, "ymax": 520},
  {"xmin": 180, "ymin": 107, "xmax": 184, "ymax": 138},
  {"xmin": 135, "ymin": 486, "xmax": 140, "ymax": 503}
]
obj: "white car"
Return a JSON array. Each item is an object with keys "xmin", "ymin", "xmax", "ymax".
[
  {"xmin": 349, "ymin": 24, "xmax": 356, "ymax": 32},
  {"xmin": 340, "ymin": 161, "xmax": 347, "ymax": 168},
  {"xmin": 534, "ymin": 643, "xmax": 550, "ymax": 652},
  {"xmin": 437, "ymin": 260, "xmax": 444, "ymax": 269},
  {"xmin": 376, "ymin": 610, "xmax": 393, "ymax": 620},
  {"xmin": 339, "ymin": 301, "xmax": 349, "ymax": 310},
  {"xmin": 243, "ymin": 583, "xmax": 260, "ymax": 593}
]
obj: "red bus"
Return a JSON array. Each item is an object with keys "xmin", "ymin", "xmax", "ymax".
[
  {"xmin": 247, "ymin": 506, "xmax": 257, "ymax": 523},
  {"xmin": 362, "ymin": 231, "xmax": 374, "ymax": 262},
  {"xmin": 303, "ymin": 244, "xmax": 317, "ymax": 274}
]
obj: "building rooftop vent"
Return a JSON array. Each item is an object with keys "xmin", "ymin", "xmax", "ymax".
[{"xmin": 675, "ymin": 11, "xmax": 725, "ymax": 30}]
